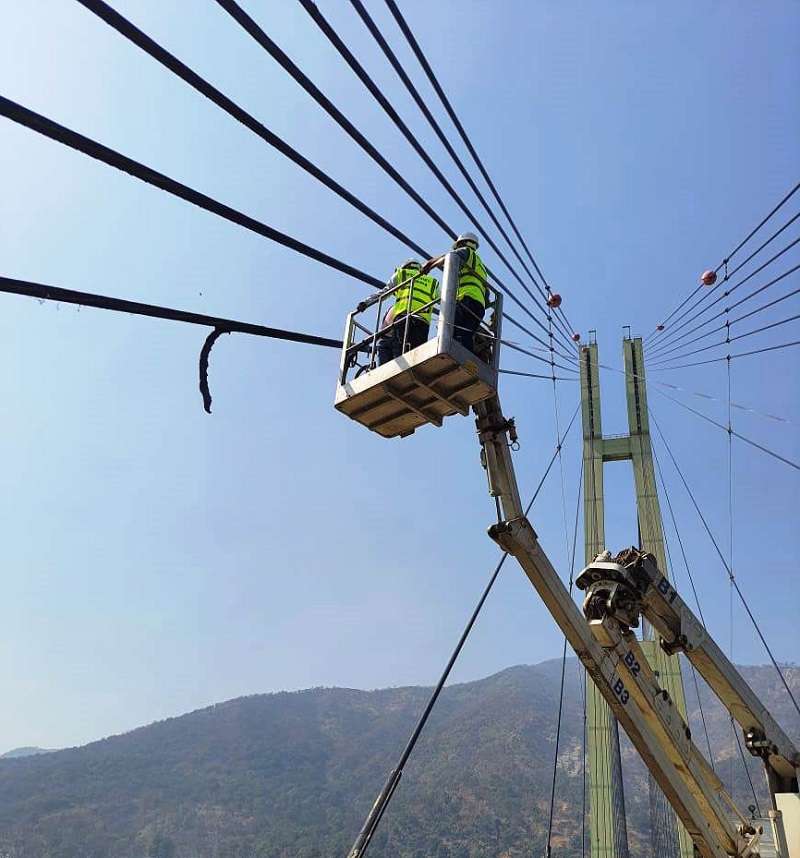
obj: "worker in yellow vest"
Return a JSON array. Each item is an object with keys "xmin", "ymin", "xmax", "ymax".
[
  {"xmin": 452, "ymin": 232, "xmax": 488, "ymax": 354},
  {"xmin": 377, "ymin": 260, "xmax": 439, "ymax": 365}
]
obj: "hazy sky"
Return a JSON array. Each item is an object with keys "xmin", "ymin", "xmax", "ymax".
[{"xmin": 1, "ymin": 1, "xmax": 798, "ymax": 751}]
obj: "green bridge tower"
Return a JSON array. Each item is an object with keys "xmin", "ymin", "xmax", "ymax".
[{"xmin": 580, "ymin": 334, "xmax": 692, "ymax": 858}]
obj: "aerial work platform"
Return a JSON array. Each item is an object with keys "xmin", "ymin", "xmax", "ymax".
[{"xmin": 335, "ymin": 251, "xmax": 502, "ymax": 438}]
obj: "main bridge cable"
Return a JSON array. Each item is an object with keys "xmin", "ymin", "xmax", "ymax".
[
  {"xmin": 0, "ymin": 275, "xmax": 342, "ymax": 413},
  {"xmin": 336, "ymin": 0, "xmax": 578, "ymax": 352},
  {"xmin": 380, "ymin": 0, "xmax": 579, "ymax": 345},
  {"xmin": 646, "ymin": 210, "xmax": 800, "ymax": 352},
  {"xmin": 649, "ymin": 244, "xmax": 800, "ymax": 360},
  {"xmin": 0, "ymin": 94, "xmax": 571, "ymax": 365},
  {"xmin": 0, "ymin": 275, "xmax": 342, "ymax": 348},
  {"xmin": 649, "ymin": 268, "xmax": 800, "ymax": 366},
  {"xmin": 650, "ymin": 246, "xmax": 800, "ymax": 360},
  {"xmin": 74, "ymin": 0, "xmax": 428, "ymax": 259},
  {"xmin": 647, "ymin": 210, "xmax": 800, "ymax": 354},
  {"xmin": 650, "ymin": 309, "xmax": 800, "ymax": 367},
  {"xmin": 649, "ymin": 408, "xmax": 800, "ymax": 719},
  {"xmin": 652, "ymin": 339, "xmax": 800, "ymax": 372},
  {"xmin": 0, "ymin": 96, "xmax": 383, "ymax": 289},
  {"xmin": 214, "ymin": 0, "xmax": 578, "ymax": 364},
  {"xmin": 644, "ymin": 181, "xmax": 800, "ymax": 346},
  {"xmin": 71, "ymin": 1, "xmax": 567, "ymax": 363},
  {"xmin": 346, "ymin": 402, "xmax": 582, "ymax": 858},
  {"xmin": 649, "ymin": 277, "xmax": 800, "ymax": 366}
]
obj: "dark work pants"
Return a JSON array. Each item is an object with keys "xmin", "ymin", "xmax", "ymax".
[
  {"xmin": 377, "ymin": 316, "xmax": 430, "ymax": 366},
  {"xmin": 453, "ymin": 297, "xmax": 485, "ymax": 354}
]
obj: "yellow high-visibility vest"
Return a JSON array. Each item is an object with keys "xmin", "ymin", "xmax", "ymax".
[
  {"xmin": 392, "ymin": 268, "xmax": 439, "ymax": 323},
  {"xmin": 457, "ymin": 247, "xmax": 488, "ymax": 307}
]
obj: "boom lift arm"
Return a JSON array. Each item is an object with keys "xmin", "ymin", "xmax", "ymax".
[
  {"xmin": 475, "ymin": 395, "xmax": 800, "ymax": 858},
  {"xmin": 337, "ymin": 250, "xmax": 797, "ymax": 858}
]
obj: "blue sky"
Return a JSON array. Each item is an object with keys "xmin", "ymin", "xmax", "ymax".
[{"xmin": 0, "ymin": 1, "xmax": 798, "ymax": 750}]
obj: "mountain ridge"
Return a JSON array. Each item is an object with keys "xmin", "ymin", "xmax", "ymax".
[{"xmin": 0, "ymin": 660, "xmax": 796, "ymax": 858}]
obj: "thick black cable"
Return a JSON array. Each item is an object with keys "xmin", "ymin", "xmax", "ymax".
[
  {"xmin": 648, "ymin": 238, "xmax": 800, "ymax": 358},
  {"xmin": 214, "ymin": 0, "xmax": 453, "ymax": 239},
  {"xmin": 645, "ymin": 181, "xmax": 800, "ymax": 344},
  {"xmin": 74, "ymin": 0, "xmax": 429, "ymax": 260},
  {"xmin": 0, "ymin": 276, "xmax": 343, "ymax": 347},
  {"xmin": 649, "ymin": 285, "xmax": 800, "ymax": 365},
  {"xmin": 380, "ymin": 0, "xmax": 579, "ymax": 343},
  {"xmin": 649, "ymin": 410, "xmax": 800, "ymax": 719},
  {"xmin": 0, "ymin": 95, "xmax": 384, "ymax": 289},
  {"xmin": 75, "ymin": 0, "xmax": 573, "ymax": 360},
  {"xmin": 215, "ymin": 0, "xmax": 575, "ymax": 361},
  {"xmin": 1, "ymin": 94, "xmax": 560, "ymax": 363},
  {"xmin": 654, "ymin": 339, "xmax": 800, "ymax": 371},
  {"xmin": 341, "ymin": 0, "xmax": 577, "ymax": 352},
  {"xmin": 347, "ymin": 403, "xmax": 581, "ymax": 857},
  {"xmin": 650, "ymin": 309, "xmax": 800, "ymax": 367},
  {"xmin": 651, "ymin": 253, "xmax": 800, "ymax": 362},
  {"xmin": 653, "ymin": 387, "xmax": 799, "ymax": 472},
  {"xmin": 297, "ymin": 0, "xmax": 576, "ymax": 357},
  {"xmin": 722, "ymin": 182, "xmax": 800, "ymax": 268},
  {"xmin": 647, "ymin": 209, "xmax": 800, "ymax": 348}
]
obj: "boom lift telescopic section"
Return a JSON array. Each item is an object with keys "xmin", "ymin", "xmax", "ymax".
[
  {"xmin": 336, "ymin": 252, "xmax": 799, "ymax": 858},
  {"xmin": 476, "ymin": 395, "xmax": 799, "ymax": 858}
]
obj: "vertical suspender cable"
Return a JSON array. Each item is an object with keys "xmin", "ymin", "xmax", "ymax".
[{"xmin": 544, "ymin": 457, "xmax": 584, "ymax": 858}]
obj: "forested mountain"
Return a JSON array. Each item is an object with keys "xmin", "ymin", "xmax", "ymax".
[{"xmin": 0, "ymin": 660, "xmax": 796, "ymax": 858}]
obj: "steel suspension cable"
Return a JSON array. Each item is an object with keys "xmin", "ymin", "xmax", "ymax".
[
  {"xmin": 215, "ymin": 0, "xmax": 577, "ymax": 363},
  {"xmin": 347, "ymin": 0, "xmax": 578, "ymax": 352},
  {"xmin": 0, "ymin": 275, "xmax": 342, "ymax": 347},
  {"xmin": 346, "ymin": 402, "xmax": 582, "ymax": 857},
  {"xmin": 649, "ymin": 410, "xmax": 800, "ymax": 719},
  {"xmin": 650, "ymin": 254, "xmax": 800, "ymax": 363},
  {"xmin": 545, "ymin": 456, "xmax": 584, "ymax": 858},
  {"xmin": 74, "ymin": 0, "xmax": 576, "ymax": 361},
  {"xmin": 653, "ymin": 339, "xmax": 800, "ymax": 371},
  {"xmin": 646, "ymin": 209, "xmax": 800, "ymax": 349},
  {"xmin": 645, "ymin": 181, "xmax": 800, "ymax": 345},
  {"xmin": 1, "ymin": 93, "xmax": 566, "ymax": 363},
  {"xmin": 380, "ymin": 0, "xmax": 579, "ymax": 342},
  {"xmin": 75, "ymin": 0, "xmax": 428, "ymax": 259},
  {"xmin": 649, "ymin": 239, "xmax": 800, "ymax": 359},
  {"xmin": 648, "ymin": 286, "xmax": 800, "ymax": 366},
  {"xmin": 0, "ymin": 95, "xmax": 384, "ymax": 289},
  {"xmin": 651, "ymin": 312, "xmax": 800, "ymax": 366},
  {"xmin": 296, "ymin": 0, "xmax": 576, "ymax": 357},
  {"xmin": 652, "ymin": 387, "xmax": 799, "ymax": 472}
]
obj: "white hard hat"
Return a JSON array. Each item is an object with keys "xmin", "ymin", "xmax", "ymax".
[
  {"xmin": 401, "ymin": 258, "xmax": 421, "ymax": 269},
  {"xmin": 454, "ymin": 232, "xmax": 479, "ymax": 249}
]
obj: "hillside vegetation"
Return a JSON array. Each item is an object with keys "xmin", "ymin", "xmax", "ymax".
[{"xmin": 0, "ymin": 660, "xmax": 796, "ymax": 858}]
